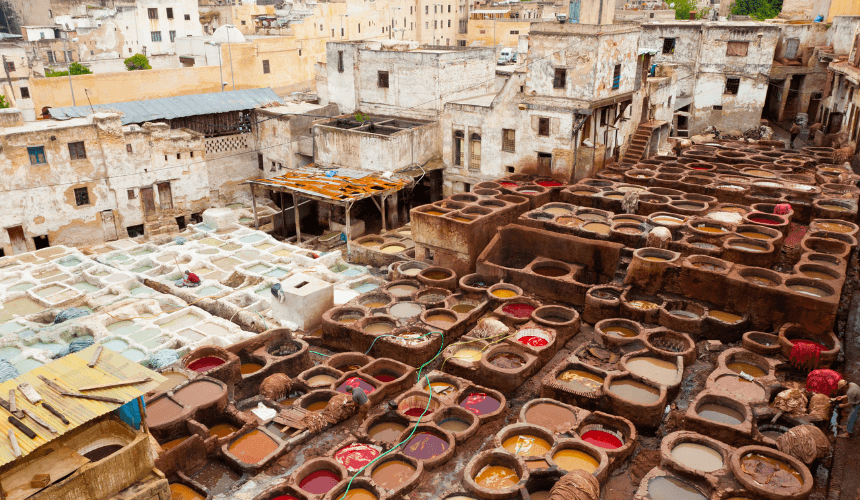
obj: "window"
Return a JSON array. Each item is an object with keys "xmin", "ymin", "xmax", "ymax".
[
  {"xmin": 453, "ymin": 130, "xmax": 464, "ymax": 165},
  {"xmin": 148, "ymin": 8, "xmax": 158, "ymax": 20},
  {"xmin": 510, "ymin": 30, "xmax": 519, "ymax": 35},
  {"xmin": 46, "ymin": 51, "xmax": 55, "ymax": 64},
  {"xmin": 448, "ymin": 5, "xmax": 451, "ymax": 12},
  {"xmin": 126, "ymin": 224, "xmax": 145, "ymax": 238},
  {"xmin": 425, "ymin": 6, "xmax": 428, "ymax": 14},
  {"xmin": 68, "ymin": 141, "xmax": 86, "ymax": 160},
  {"xmin": 538, "ymin": 118, "xmax": 550, "ymax": 136},
  {"xmin": 19, "ymin": 87, "xmax": 29, "ymax": 99},
  {"xmin": 151, "ymin": 31, "xmax": 162, "ymax": 42},
  {"xmin": 166, "ymin": 7, "xmax": 173, "ymax": 19},
  {"xmin": 600, "ymin": 108, "xmax": 607, "ymax": 126},
  {"xmin": 64, "ymin": 50, "xmax": 72, "ymax": 62},
  {"xmin": 726, "ymin": 41, "xmax": 749, "ymax": 57},
  {"xmin": 184, "ymin": 14, "xmax": 190, "ymax": 20},
  {"xmin": 169, "ymin": 30, "xmax": 176, "ymax": 42},
  {"xmin": 458, "ymin": 40, "xmax": 466, "ymax": 46},
  {"xmin": 28, "ymin": 146, "xmax": 46, "ymax": 165},
  {"xmin": 434, "ymin": 5, "xmax": 437, "ymax": 13},
  {"xmin": 448, "ymin": 20, "xmax": 450, "ymax": 27},
  {"xmin": 612, "ymin": 64, "xmax": 621, "ymax": 90},
  {"xmin": 553, "ymin": 68, "xmax": 566, "ymax": 89},
  {"xmin": 785, "ymin": 38, "xmax": 800, "ymax": 59},
  {"xmin": 378, "ymin": 71, "xmax": 389, "ymax": 88},
  {"xmin": 724, "ymin": 77, "xmax": 740, "ymax": 95},
  {"xmin": 480, "ymin": 29, "xmax": 485, "ymax": 34},
  {"xmin": 299, "ymin": 49, "xmax": 302, "ymax": 56},
  {"xmin": 126, "ymin": 144, "xmax": 133, "ymax": 153},
  {"xmin": 263, "ymin": 59, "xmax": 270, "ymax": 73},
  {"xmin": 713, "ymin": 105, "xmax": 723, "ymax": 110},
  {"xmin": 338, "ymin": 51, "xmax": 344, "ymax": 72},
  {"xmin": 507, "ymin": 166, "xmax": 515, "ymax": 173},
  {"xmin": 241, "ymin": 20, "xmax": 246, "ymax": 25},
  {"xmin": 74, "ymin": 187, "xmax": 89, "ymax": 206},
  {"xmin": 33, "ymin": 236, "xmax": 49, "ymax": 249},
  {"xmin": 410, "ymin": 6, "xmax": 413, "ymax": 14},
  {"xmin": 502, "ymin": 129, "xmax": 515, "ymax": 152},
  {"xmin": 434, "ymin": 21, "xmax": 437, "ymax": 29},
  {"xmin": 176, "ymin": 153, "xmax": 181, "ymax": 159},
  {"xmin": 469, "ymin": 133, "xmax": 481, "ymax": 170},
  {"xmin": 3, "ymin": 61, "xmax": 13, "ymax": 72},
  {"xmin": 662, "ymin": 38, "xmax": 675, "ymax": 54},
  {"xmin": 341, "ymin": 28, "xmax": 344, "ymax": 36},
  {"xmin": 358, "ymin": 24, "xmax": 360, "ymax": 33}
]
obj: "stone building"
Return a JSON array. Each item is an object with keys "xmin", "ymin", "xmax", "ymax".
[{"xmin": 820, "ymin": 20, "xmax": 860, "ymax": 155}]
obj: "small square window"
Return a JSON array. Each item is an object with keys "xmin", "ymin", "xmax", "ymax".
[
  {"xmin": 184, "ymin": 14, "xmax": 190, "ymax": 20},
  {"xmin": 662, "ymin": 38, "xmax": 675, "ymax": 54},
  {"xmin": 169, "ymin": 30, "xmax": 176, "ymax": 42},
  {"xmin": 724, "ymin": 77, "xmax": 740, "ymax": 95},
  {"xmin": 151, "ymin": 31, "xmax": 162, "ymax": 42},
  {"xmin": 713, "ymin": 105, "xmax": 724, "ymax": 110},
  {"xmin": 378, "ymin": 71, "xmax": 389, "ymax": 88},
  {"xmin": 68, "ymin": 141, "xmax": 86, "ymax": 160},
  {"xmin": 166, "ymin": 7, "xmax": 173, "ymax": 19},
  {"xmin": 4, "ymin": 61, "xmax": 13, "ymax": 72},
  {"xmin": 538, "ymin": 118, "xmax": 550, "ymax": 137},
  {"xmin": 176, "ymin": 153, "xmax": 181, "ymax": 159},
  {"xmin": 507, "ymin": 166, "xmax": 515, "ymax": 173},
  {"xmin": 74, "ymin": 187, "xmax": 89, "ymax": 206},
  {"xmin": 126, "ymin": 144, "xmax": 133, "ymax": 153},
  {"xmin": 263, "ymin": 59, "xmax": 270, "ymax": 74},
  {"xmin": 28, "ymin": 146, "xmax": 46, "ymax": 165},
  {"xmin": 128, "ymin": 189, "xmax": 136, "ymax": 199},
  {"xmin": 148, "ymin": 7, "xmax": 158, "ymax": 19},
  {"xmin": 19, "ymin": 87, "xmax": 29, "ymax": 99},
  {"xmin": 553, "ymin": 68, "xmax": 566, "ymax": 89},
  {"xmin": 241, "ymin": 20, "xmax": 246, "ymax": 25}
]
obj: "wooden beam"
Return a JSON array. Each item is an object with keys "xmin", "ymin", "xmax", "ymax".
[
  {"xmin": 280, "ymin": 191, "xmax": 288, "ymax": 240},
  {"xmin": 250, "ymin": 183, "xmax": 259, "ymax": 230},
  {"xmin": 78, "ymin": 377, "xmax": 152, "ymax": 392},
  {"xmin": 293, "ymin": 193, "xmax": 302, "ymax": 243}
]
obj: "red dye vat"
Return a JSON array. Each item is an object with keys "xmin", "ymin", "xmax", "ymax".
[
  {"xmin": 791, "ymin": 339, "xmax": 828, "ymax": 350},
  {"xmin": 298, "ymin": 470, "xmax": 340, "ymax": 494},
  {"xmin": 334, "ymin": 443, "xmax": 380, "ymax": 470},
  {"xmin": 187, "ymin": 356, "xmax": 225, "ymax": 373},
  {"xmin": 373, "ymin": 373, "xmax": 397, "ymax": 383},
  {"xmin": 748, "ymin": 217, "xmax": 780, "ymax": 225},
  {"xmin": 337, "ymin": 377, "xmax": 376, "ymax": 395},
  {"xmin": 403, "ymin": 407, "xmax": 431, "ymax": 417},
  {"xmin": 459, "ymin": 393, "xmax": 501, "ymax": 416},
  {"xmin": 536, "ymin": 180, "xmax": 562, "ymax": 187},
  {"xmin": 503, "ymin": 303, "xmax": 536, "ymax": 319},
  {"xmin": 581, "ymin": 430, "xmax": 623, "ymax": 450},
  {"xmin": 517, "ymin": 335, "xmax": 549, "ymax": 347},
  {"xmin": 500, "ymin": 182, "xmax": 517, "ymax": 187}
]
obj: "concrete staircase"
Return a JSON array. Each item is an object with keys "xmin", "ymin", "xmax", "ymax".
[
  {"xmin": 621, "ymin": 122, "xmax": 659, "ymax": 165},
  {"xmin": 144, "ymin": 214, "xmax": 181, "ymax": 238}
]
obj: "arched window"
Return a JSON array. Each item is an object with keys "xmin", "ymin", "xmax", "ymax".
[
  {"xmin": 469, "ymin": 133, "xmax": 481, "ymax": 170},
  {"xmin": 453, "ymin": 130, "xmax": 464, "ymax": 166}
]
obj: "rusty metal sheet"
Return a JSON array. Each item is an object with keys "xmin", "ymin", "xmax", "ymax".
[{"xmin": 249, "ymin": 166, "xmax": 410, "ymax": 203}]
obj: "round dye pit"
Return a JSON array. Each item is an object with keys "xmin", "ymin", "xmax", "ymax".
[
  {"xmin": 608, "ymin": 380, "xmax": 660, "ymax": 404},
  {"xmin": 426, "ymin": 313, "xmax": 456, "ymax": 325},
  {"xmin": 524, "ymin": 403, "xmax": 577, "ymax": 432},
  {"xmin": 602, "ymin": 325, "xmax": 638, "ymax": 337},
  {"xmin": 186, "ymin": 356, "xmax": 225, "ymax": 373},
  {"xmin": 403, "ymin": 432, "xmax": 449, "ymax": 460},
  {"xmin": 423, "ymin": 270, "xmax": 452, "ymax": 280},
  {"xmin": 627, "ymin": 300, "xmax": 660, "ymax": 310},
  {"xmin": 371, "ymin": 460, "xmax": 416, "ymax": 490},
  {"xmin": 451, "ymin": 348, "xmax": 483, "ymax": 362},
  {"xmin": 146, "ymin": 397, "xmax": 184, "ymax": 427},
  {"xmin": 474, "ymin": 465, "xmax": 519, "ymax": 490},
  {"xmin": 532, "ymin": 265, "xmax": 568, "ymax": 277},
  {"xmin": 388, "ymin": 284, "xmax": 418, "ymax": 297},
  {"xmin": 306, "ymin": 400, "xmax": 330, "ymax": 412},
  {"xmin": 390, "ymin": 302, "xmax": 423, "ymax": 318},
  {"xmin": 228, "ymin": 430, "xmax": 279, "ymax": 464},
  {"xmin": 815, "ymin": 221, "xmax": 853, "ymax": 233},
  {"xmin": 502, "ymin": 435, "xmax": 551, "ymax": 457},
  {"xmin": 671, "ymin": 443, "xmax": 723, "ymax": 472},
  {"xmin": 369, "ymin": 421, "xmax": 407, "ymax": 444},
  {"xmin": 169, "ymin": 484, "xmax": 205, "ymax": 500},
  {"xmin": 452, "ymin": 303, "xmax": 476, "ymax": 314},
  {"xmin": 516, "ymin": 329, "xmax": 550, "ymax": 347},
  {"xmin": 739, "ymin": 453, "xmax": 803, "ymax": 489},
  {"xmin": 488, "ymin": 352, "xmax": 526, "ymax": 369},
  {"xmin": 697, "ymin": 404, "xmax": 744, "ymax": 425},
  {"xmin": 709, "ymin": 310, "xmax": 743, "ymax": 323},
  {"xmin": 334, "ymin": 443, "xmax": 380, "ymax": 470},
  {"xmin": 625, "ymin": 357, "xmax": 677, "ymax": 385},
  {"xmin": 714, "ymin": 375, "xmax": 766, "ymax": 402},
  {"xmin": 502, "ymin": 302, "xmax": 536, "ymax": 318},
  {"xmin": 730, "ymin": 241, "xmax": 767, "ymax": 253},
  {"xmin": 365, "ymin": 322, "xmax": 395, "ymax": 334},
  {"xmin": 552, "ymin": 449, "xmax": 599, "ymax": 473},
  {"xmin": 557, "ymin": 370, "xmax": 603, "ymax": 393},
  {"xmin": 161, "ymin": 436, "xmax": 188, "ymax": 451},
  {"xmin": 582, "ymin": 222, "xmax": 610, "ymax": 235},
  {"xmin": 340, "ymin": 488, "xmax": 378, "ymax": 499},
  {"xmin": 580, "ymin": 429, "xmax": 623, "ymax": 450},
  {"xmin": 647, "ymin": 476, "xmax": 708, "ymax": 500},
  {"xmin": 744, "ymin": 275, "xmax": 776, "ymax": 287},
  {"xmin": 337, "ymin": 377, "xmax": 376, "ymax": 395},
  {"xmin": 491, "ymin": 289, "xmax": 518, "ymax": 298},
  {"xmin": 459, "ymin": 393, "xmax": 501, "ymax": 416},
  {"xmin": 307, "ymin": 374, "xmax": 338, "ymax": 387},
  {"xmin": 425, "ymin": 381, "xmax": 457, "ymax": 395},
  {"xmin": 299, "ymin": 470, "xmax": 341, "ymax": 494},
  {"xmin": 371, "ymin": 371, "xmax": 398, "ymax": 383},
  {"xmin": 788, "ymin": 284, "xmax": 830, "ymax": 297},
  {"xmin": 726, "ymin": 362, "xmax": 766, "ymax": 378},
  {"xmin": 240, "ymin": 363, "xmax": 263, "ymax": 375},
  {"xmin": 173, "ymin": 380, "xmax": 223, "ymax": 407},
  {"xmin": 544, "ymin": 207, "xmax": 572, "ymax": 216},
  {"xmin": 209, "ymin": 423, "xmax": 239, "ymax": 439},
  {"xmin": 438, "ymin": 418, "xmax": 471, "ymax": 433},
  {"xmin": 738, "ymin": 231, "xmax": 770, "ymax": 240}
]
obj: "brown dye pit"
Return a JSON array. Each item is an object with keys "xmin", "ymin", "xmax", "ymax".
[
  {"xmin": 306, "ymin": 400, "xmax": 329, "ymax": 412},
  {"xmin": 452, "ymin": 304, "xmax": 476, "ymax": 314},
  {"xmin": 425, "ymin": 381, "xmax": 458, "ymax": 395},
  {"xmin": 695, "ymin": 225, "xmax": 728, "ymax": 234},
  {"xmin": 582, "ymin": 222, "xmax": 611, "ymax": 235},
  {"xmin": 570, "ymin": 190, "xmax": 597, "ymax": 196},
  {"xmin": 209, "ymin": 423, "xmax": 239, "ymax": 438},
  {"xmin": 425, "ymin": 210, "xmax": 446, "ymax": 216},
  {"xmin": 557, "ymin": 370, "xmax": 604, "ymax": 392},
  {"xmin": 714, "ymin": 375, "xmax": 765, "ymax": 402},
  {"xmin": 169, "ymin": 484, "xmax": 205, "ymax": 500},
  {"xmin": 474, "ymin": 465, "xmax": 519, "ymax": 490},
  {"xmin": 161, "ymin": 436, "xmax": 188, "ymax": 451},
  {"xmin": 372, "ymin": 460, "xmax": 416, "ymax": 489},
  {"xmin": 579, "ymin": 213, "xmax": 607, "ymax": 222},
  {"xmin": 365, "ymin": 323, "xmax": 394, "ymax": 334},
  {"xmin": 697, "ymin": 404, "xmax": 743, "ymax": 425},
  {"xmin": 709, "ymin": 310, "xmax": 743, "ymax": 323},
  {"xmin": 653, "ymin": 215, "xmax": 685, "ymax": 224},
  {"xmin": 616, "ymin": 227, "xmax": 642, "ymax": 234},
  {"xmin": 369, "ymin": 421, "xmax": 407, "ymax": 444},
  {"xmin": 502, "ymin": 435, "xmax": 552, "ymax": 457},
  {"xmin": 628, "ymin": 300, "xmax": 660, "ymax": 310},
  {"xmin": 556, "ymin": 216, "xmax": 583, "ymax": 227},
  {"xmin": 524, "ymin": 403, "xmax": 577, "ymax": 432},
  {"xmin": 626, "ymin": 357, "xmax": 677, "ymax": 385},
  {"xmin": 671, "ymin": 443, "xmax": 723, "ymax": 472},
  {"xmin": 438, "ymin": 418, "xmax": 471, "ymax": 433},
  {"xmin": 533, "ymin": 266, "xmax": 569, "ymax": 277},
  {"xmin": 240, "ymin": 363, "xmax": 263, "ymax": 375},
  {"xmin": 174, "ymin": 380, "xmax": 222, "ymax": 407},
  {"xmin": 228, "ymin": 430, "xmax": 279, "ymax": 464},
  {"xmin": 363, "ymin": 301, "xmax": 389, "ymax": 308},
  {"xmin": 643, "ymin": 256, "xmax": 671, "ymax": 262},
  {"xmin": 605, "ymin": 194, "xmax": 624, "ymax": 200},
  {"xmin": 424, "ymin": 271, "xmax": 452, "ymax": 280},
  {"xmin": 647, "ymin": 476, "xmax": 708, "ymax": 500},
  {"xmin": 603, "ymin": 325, "xmax": 637, "ymax": 337},
  {"xmin": 426, "ymin": 314, "xmax": 456, "ymax": 325},
  {"xmin": 692, "ymin": 262, "xmax": 722, "ymax": 272},
  {"xmin": 388, "ymin": 284, "xmax": 418, "ymax": 297},
  {"xmin": 726, "ymin": 362, "xmax": 766, "ymax": 378},
  {"xmin": 801, "ymin": 270, "xmax": 836, "ymax": 280},
  {"xmin": 608, "ymin": 380, "xmax": 660, "ymax": 404},
  {"xmin": 738, "ymin": 231, "xmax": 770, "ymax": 240},
  {"xmin": 740, "ymin": 453, "xmax": 803, "ymax": 489},
  {"xmin": 453, "ymin": 217, "xmax": 473, "ymax": 223},
  {"xmin": 731, "ymin": 242, "xmax": 767, "ymax": 253},
  {"xmin": 147, "ymin": 398, "xmax": 184, "ymax": 427},
  {"xmin": 544, "ymin": 207, "xmax": 572, "ymax": 215},
  {"xmin": 553, "ymin": 449, "xmax": 599, "ymax": 473},
  {"xmin": 489, "ymin": 352, "xmax": 526, "ymax": 369},
  {"xmin": 816, "ymin": 222, "xmax": 852, "ymax": 233},
  {"xmin": 820, "ymin": 204, "xmax": 849, "ymax": 212},
  {"xmin": 307, "ymin": 374, "xmax": 338, "ymax": 386},
  {"xmin": 745, "ymin": 275, "xmax": 776, "ymax": 286},
  {"xmin": 788, "ymin": 284, "xmax": 828, "ymax": 297},
  {"xmin": 190, "ymin": 461, "xmax": 241, "ymax": 494}
]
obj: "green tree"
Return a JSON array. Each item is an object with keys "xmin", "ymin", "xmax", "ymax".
[
  {"xmin": 124, "ymin": 53, "xmax": 151, "ymax": 71},
  {"xmin": 45, "ymin": 62, "xmax": 92, "ymax": 77},
  {"xmin": 671, "ymin": 0, "xmax": 707, "ymax": 20},
  {"xmin": 731, "ymin": 0, "xmax": 783, "ymax": 20},
  {"xmin": 0, "ymin": 96, "xmax": 9, "ymax": 109}
]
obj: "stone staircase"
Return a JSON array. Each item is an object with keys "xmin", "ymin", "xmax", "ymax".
[
  {"xmin": 144, "ymin": 214, "xmax": 181, "ymax": 238},
  {"xmin": 620, "ymin": 122, "xmax": 660, "ymax": 165}
]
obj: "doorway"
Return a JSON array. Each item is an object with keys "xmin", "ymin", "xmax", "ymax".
[
  {"xmin": 6, "ymin": 226, "xmax": 26, "ymax": 254},
  {"xmin": 784, "ymin": 75, "xmax": 805, "ymax": 120},
  {"xmin": 808, "ymin": 92, "xmax": 822, "ymax": 124},
  {"xmin": 763, "ymin": 79, "xmax": 783, "ymax": 121},
  {"xmin": 157, "ymin": 182, "xmax": 173, "ymax": 211},
  {"xmin": 140, "ymin": 187, "xmax": 156, "ymax": 216},
  {"xmin": 537, "ymin": 153, "xmax": 552, "ymax": 176},
  {"xmin": 101, "ymin": 210, "xmax": 118, "ymax": 241}
]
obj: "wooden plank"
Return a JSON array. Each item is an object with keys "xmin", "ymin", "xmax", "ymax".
[
  {"xmin": 78, "ymin": 377, "xmax": 152, "ymax": 392},
  {"xmin": 0, "ymin": 446, "xmax": 88, "ymax": 500},
  {"xmin": 87, "ymin": 346, "xmax": 102, "ymax": 368}
]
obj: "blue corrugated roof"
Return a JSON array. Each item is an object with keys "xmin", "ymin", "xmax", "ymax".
[{"xmin": 48, "ymin": 88, "xmax": 284, "ymax": 125}]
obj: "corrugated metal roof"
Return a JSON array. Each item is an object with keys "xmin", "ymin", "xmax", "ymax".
[
  {"xmin": 248, "ymin": 166, "xmax": 411, "ymax": 204},
  {"xmin": 0, "ymin": 345, "xmax": 165, "ymax": 467},
  {"xmin": 48, "ymin": 88, "xmax": 285, "ymax": 125}
]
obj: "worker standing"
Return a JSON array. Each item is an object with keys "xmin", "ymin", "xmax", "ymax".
[{"xmin": 790, "ymin": 122, "xmax": 801, "ymax": 149}]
